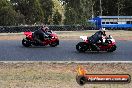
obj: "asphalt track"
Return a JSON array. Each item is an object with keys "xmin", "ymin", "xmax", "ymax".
[{"xmin": 0, "ymin": 40, "xmax": 132, "ymax": 61}]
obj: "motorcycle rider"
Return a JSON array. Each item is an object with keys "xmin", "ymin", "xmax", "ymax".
[
  {"xmin": 97, "ymin": 28, "xmax": 106, "ymax": 43},
  {"xmin": 88, "ymin": 28, "xmax": 106, "ymax": 50},
  {"xmin": 33, "ymin": 25, "xmax": 51, "ymax": 45}
]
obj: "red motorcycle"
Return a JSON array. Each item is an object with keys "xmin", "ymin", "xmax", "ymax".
[
  {"xmin": 22, "ymin": 31, "xmax": 59, "ymax": 47},
  {"xmin": 76, "ymin": 35, "xmax": 117, "ymax": 52}
]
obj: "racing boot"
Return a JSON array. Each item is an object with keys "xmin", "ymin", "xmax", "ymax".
[
  {"xmin": 93, "ymin": 44, "xmax": 100, "ymax": 51},
  {"xmin": 34, "ymin": 39, "xmax": 43, "ymax": 46},
  {"xmin": 102, "ymin": 42, "xmax": 108, "ymax": 46},
  {"xmin": 39, "ymin": 41, "xmax": 44, "ymax": 46},
  {"xmin": 44, "ymin": 35, "xmax": 50, "ymax": 40}
]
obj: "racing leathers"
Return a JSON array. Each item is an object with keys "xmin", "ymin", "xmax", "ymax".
[
  {"xmin": 33, "ymin": 28, "xmax": 51, "ymax": 44},
  {"xmin": 88, "ymin": 30, "xmax": 106, "ymax": 50}
]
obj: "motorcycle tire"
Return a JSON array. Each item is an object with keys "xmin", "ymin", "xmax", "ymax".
[
  {"xmin": 76, "ymin": 42, "xmax": 88, "ymax": 52},
  {"xmin": 49, "ymin": 40, "xmax": 59, "ymax": 47},
  {"xmin": 22, "ymin": 39, "xmax": 31, "ymax": 47},
  {"xmin": 107, "ymin": 45, "xmax": 117, "ymax": 52}
]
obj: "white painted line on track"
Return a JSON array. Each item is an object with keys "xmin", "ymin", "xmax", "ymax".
[{"xmin": 0, "ymin": 61, "xmax": 132, "ymax": 63}]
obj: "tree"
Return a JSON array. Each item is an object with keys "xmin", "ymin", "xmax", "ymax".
[
  {"xmin": 121, "ymin": 0, "xmax": 132, "ymax": 16},
  {"xmin": 117, "ymin": 0, "xmax": 126, "ymax": 16},
  {"xmin": 39, "ymin": 0, "xmax": 53, "ymax": 24},
  {"xmin": 64, "ymin": 7, "xmax": 77, "ymax": 24},
  {"xmin": 63, "ymin": 0, "xmax": 92, "ymax": 25},
  {"xmin": 11, "ymin": 0, "xmax": 44, "ymax": 24},
  {"xmin": 0, "ymin": 0, "xmax": 23, "ymax": 26},
  {"xmin": 93, "ymin": 0, "xmax": 132, "ymax": 16},
  {"xmin": 52, "ymin": 0, "xmax": 64, "ymax": 24},
  {"xmin": 52, "ymin": 10, "xmax": 62, "ymax": 25},
  {"xmin": 1, "ymin": 0, "xmax": 131, "ymax": 26},
  {"xmin": 101, "ymin": 0, "xmax": 118, "ymax": 16}
]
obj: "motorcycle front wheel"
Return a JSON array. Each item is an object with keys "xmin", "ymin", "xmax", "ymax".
[
  {"xmin": 49, "ymin": 40, "xmax": 59, "ymax": 47},
  {"xmin": 107, "ymin": 45, "xmax": 117, "ymax": 52}
]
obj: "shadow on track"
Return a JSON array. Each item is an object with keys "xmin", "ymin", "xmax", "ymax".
[{"xmin": 74, "ymin": 50, "xmax": 116, "ymax": 55}]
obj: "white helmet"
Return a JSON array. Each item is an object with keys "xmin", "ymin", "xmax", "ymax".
[{"xmin": 100, "ymin": 28, "xmax": 105, "ymax": 31}]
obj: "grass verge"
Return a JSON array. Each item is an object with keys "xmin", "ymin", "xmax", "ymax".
[
  {"xmin": 0, "ymin": 30, "xmax": 132, "ymax": 40},
  {"xmin": 0, "ymin": 62, "xmax": 131, "ymax": 88}
]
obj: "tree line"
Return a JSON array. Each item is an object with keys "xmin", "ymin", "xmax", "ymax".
[{"xmin": 0, "ymin": 0, "xmax": 131, "ymax": 26}]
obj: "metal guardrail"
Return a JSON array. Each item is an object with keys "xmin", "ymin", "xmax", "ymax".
[{"xmin": 0, "ymin": 25, "xmax": 131, "ymax": 33}]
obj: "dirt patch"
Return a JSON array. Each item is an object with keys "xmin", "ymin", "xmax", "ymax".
[
  {"xmin": 0, "ymin": 30, "xmax": 132, "ymax": 40},
  {"xmin": 0, "ymin": 62, "xmax": 131, "ymax": 88}
]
